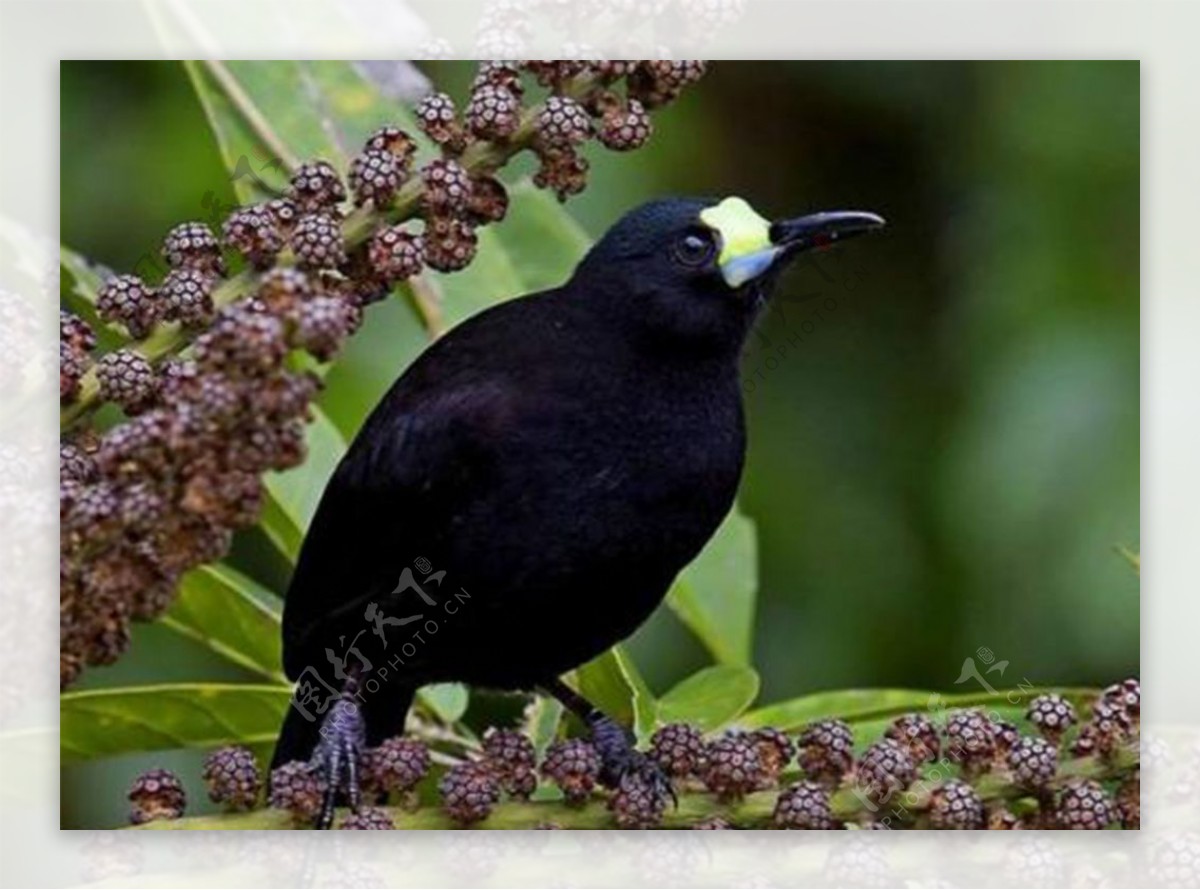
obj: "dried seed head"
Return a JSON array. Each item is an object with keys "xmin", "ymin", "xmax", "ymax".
[
  {"xmin": 751, "ymin": 727, "xmax": 795, "ymax": 784},
  {"xmin": 202, "ymin": 746, "xmax": 262, "ymax": 811},
  {"xmin": 1054, "ymin": 778, "xmax": 1115, "ymax": 830},
  {"xmin": 928, "ymin": 779, "xmax": 985, "ymax": 830},
  {"xmin": 701, "ymin": 732, "xmax": 764, "ymax": 802},
  {"xmin": 420, "ymin": 158, "xmax": 473, "ymax": 215},
  {"xmin": 288, "ymin": 160, "xmax": 347, "ymax": 212},
  {"xmin": 439, "ymin": 761, "xmax": 500, "ymax": 825},
  {"xmin": 415, "ymin": 92, "xmax": 462, "ymax": 149},
  {"xmin": 362, "ymin": 736, "xmax": 431, "ymax": 796},
  {"xmin": 886, "ymin": 713, "xmax": 942, "ymax": 765},
  {"xmin": 364, "ymin": 126, "xmax": 418, "ymax": 167},
  {"xmin": 423, "ymin": 216, "xmax": 478, "ymax": 272},
  {"xmin": 467, "ymin": 175, "xmax": 510, "ymax": 224},
  {"xmin": 161, "ymin": 268, "xmax": 215, "ymax": 328},
  {"xmin": 291, "ymin": 213, "xmax": 346, "ymax": 271},
  {"xmin": 854, "ymin": 739, "xmax": 917, "ymax": 803},
  {"xmin": 163, "ymin": 221, "xmax": 225, "ymax": 276},
  {"xmin": 541, "ymin": 739, "xmax": 601, "ymax": 805},
  {"xmin": 128, "ymin": 768, "xmax": 186, "ymax": 824},
  {"xmin": 97, "ymin": 274, "xmax": 160, "ymax": 339},
  {"xmin": 1008, "ymin": 736, "xmax": 1059, "ymax": 789},
  {"xmin": 533, "ymin": 147, "xmax": 589, "ymax": 202},
  {"xmin": 649, "ymin": 722, "xmax": 706, "ymax": 779},
  {"xmin": 369, "ymin": 225, "xmax": 424, "ymax": 283},
  {"xmin": 598, "ymin": 98, "xmax": 652, "ymax": 151},
  {"xmin": 340, "ymin": 807, "xmax": 395, "ymax": 830},
  {"xmin": 96, "ymin": 350, "xmax": 158, "ymax": 414},
  {"xmin": 473, "ymin": 61, "xmax": 525, "ymax": 97},
  {"xmin": 796, "ymin": 718, "xmax": 855, "ymax": 786},
  {"xmin": 773, "ymin": 779, "xmax": 837, "ymax": 829},
  {"xmin": 608, "ymin": 769, "xmax": 667, "ymax": 829},
  {"xmin": 1101, "ymin": 677, "xmax": 1140, "ymax": 725},
  {"xmin": 222, "ymin": 205, "xmax": 284, "ymax": 268},
  {"xmin": 536, "ymin": 95, "xmax": 592, "ymax": 149},
  {"xmin": 349, "ymin": 149, "xmax": 403, "ymax": 208},
  {"xmin": 465, "ymin": 83, "xmax": 521, "ymax": 140}
]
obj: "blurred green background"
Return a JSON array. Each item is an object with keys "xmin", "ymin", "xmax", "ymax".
[{"xmin": 60, "ymin": 61, "xmax": 1138, "ymax": 827}]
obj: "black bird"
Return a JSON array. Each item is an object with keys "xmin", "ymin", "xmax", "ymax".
[{"xmin": 272, "ymin": 196, "xmax": 884, "ymax": 827}]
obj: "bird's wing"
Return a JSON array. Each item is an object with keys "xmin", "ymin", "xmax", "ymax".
[{"xmin": 279, "ymin": 373, "xmax": 517, "ymax": 679}]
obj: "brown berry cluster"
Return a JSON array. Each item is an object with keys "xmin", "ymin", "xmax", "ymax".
[{"xmin": 61, "ymin": 64, "xmax": 707, "ymax": 686}]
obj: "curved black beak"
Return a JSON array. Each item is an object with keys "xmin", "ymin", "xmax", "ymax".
[{"xmin": 769, "ymin": 210, "xmax": 886, "ymax": 256}]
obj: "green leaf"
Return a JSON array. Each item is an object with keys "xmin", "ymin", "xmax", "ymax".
[
  {"xmin": 657, "ymin": 665, "xmax": 760, "ymax": 732},
  {"xmin": 59, "ymin": 243, "xmax": 105, "ymax": 306},
  {"xmin": 260, "ymin": 406, "xmax": 346, "ymax": 563},
  {"xmin": 158, "ymin": 563, "xmax": 285, "ymax": 684},
  {"xmin": 523, "ymin": 695, "xmax": 565, "ymax": 757},
  {"xmin": 574, "ymin": 645, "xmax": 656, "ymax": 745},
  {"xmin": 666, "ymin": 507, "xmax": 758, "ymax": 665},
  {"xmin": 60, "ymin": 683, "xmax": 291, "ymax": 762},
  {"xmin": 184, "ymin": 60, "xmax": 427, "ymax": 203},
  {"xmin": 417, "ymin": 683, "xmax": 469, "ymax": 724}
]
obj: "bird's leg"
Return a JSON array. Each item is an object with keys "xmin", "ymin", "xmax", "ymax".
[
  {"xmin": 541, "ymin": 678, "xmax": 676, "ymax": 805},
  {"xmin": 310, "ymin": 679, "xmax": 366, "ymax": 830}
]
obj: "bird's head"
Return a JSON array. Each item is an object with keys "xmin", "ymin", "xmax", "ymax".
[{"xmin": 575, "ymin": 196, "xmax": 885, "ymax": 354}]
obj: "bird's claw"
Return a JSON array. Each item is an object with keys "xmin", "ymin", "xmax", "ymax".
[
  {"xmin": 589, "ymin": 713, "xmax": 677, "ymax": 808},
  {"xmin": 311, "ymin": 698, "xmax": 366, "ymax": 830}
]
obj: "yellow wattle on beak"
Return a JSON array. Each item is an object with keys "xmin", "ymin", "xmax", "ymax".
[{"xmin": 699, "ymin": 197, "xmax": 782, "ymax": 288}]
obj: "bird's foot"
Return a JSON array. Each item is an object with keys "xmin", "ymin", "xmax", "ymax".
[
  {"xmin": 588, "ymin": 712, "xmax": 677, "ymax": 807},
  {"xmin": 311, "ymin": 697, "xmax": 366, "ymax": 830}
]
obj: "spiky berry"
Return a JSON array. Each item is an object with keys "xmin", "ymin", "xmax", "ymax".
[
  {"xmin": 536, "ymin": 95, "xmax": 592, "ymax": 149},
  {"xmin": 751, "ymin": 728, "xmax": 795, "ymax": 784},
  {"xmin": 340, "ymin": 806, "xmax": 395, "ymax": 830},
  {"xmin": 649, "ymin": 722, "xmax": 706, "ymax": 779},
  {"xmin": 222, "ymin": 205, "xmax": 283, "ymax": 268},
  {"xmin": 127, "ymin": 768, "xmax": 186, "ymax": 824},
  {"xmin": 97, "ymin": 350, "xmax": 157, "ymax": 414},
  {"xmin": 256, "ymin": 267, "xmax": 313, "ymax": 316},
  {"xmin": 288, "ymin": 160, "xmax": 346, "ymax": 212},
  {"xmin": 364, "ymin": 126, "xmax": 418, "ymax": 167},
  {"xmin": 163, "ymin": 221, "xmax": 225, "ymax": 276},
  {"xmin": 201, "ymin": 745, "xmax": 262, "ymax": 811},
  {"xmin": 1054, "ymin": 778, "xmax": 1115, "ymax": 830},
  {"xmin": 467, "ymin": 176, "xmax": 509, "ymax": 224},
  {"xmin": 629, "ymin": 60, "xmax": 707, "ymax": 109},
  {"xmin": 533, "ymin": 147, "xmax": 589, "ymax": 201},
  {"xmin": 928, "ymin": 779, "xmax": 984, "ymax": 830},
  {"xmin": 1116, "ymin": 772, "xmax": 1139, "ymax": 829},
  {"xmin": 773, "ymin": 780, "xmax": 837, "ymax": 829},
  {"xmin": 269, "ymin": 760, "xmax": 325, "ymax": 823},
  {"xmin": 362, "ymin": 736, "xmax": 431, "ymax": 796},
  {"xmin": 541, "ymin": 738, "xmax": 600, "ymax": 805},
  {"xmin": 60, "ymin": 442, "xmax": 95, "ymax": 483},
  {"xmin": 854, "ymin": 739, "xmax": 916, "ymax": 803},
  {"xmin": 369, "ymin": 225, "xmax": 424, "ymax": 283},
  {"xmin": 120, "ymin": 481, "xmax": 166, "ymax": 532},
  {"xmin": 465, "ymin": 83, "xmax": 521, "ymax": 140},
  {"xmin": 701, "ymin": 732, "xmax": 764, "ymax": 802},
  {"xmin": 349, "ymin": 149, "xmax": 402, "ymax": 208},
  {"xmin": 1007, "ymin": 735, "xmax": 1058, "ymax": 789},
  {"xmin": 264, "ymin": 197, "xmax": 300, "ymax": 235},
  {"xmin": 194, "ymin": 302, "xmax": 287, "ymax": 377},
  {"xmin": 885, "ymin": 713, "xmax": 941, "ymax": 765},
  {"xmin": 1101, "ymin": 677, "xmax": 1140, "ymax": 725},
  {"xmin": 415, "ymin": 92, "xmax": 462, "ymax": 149},
  {"xmin": 423, "ymin": 216, "xmax": 477, "ymax": 272},
  {"xmin": 796, "ymin": 719, "xmax": 855, "ymax": 785},
  {"xmin": 60, "ymin": 342, "xmax": 85, "ymax": 400},
  {"xmin": 420, "ymin": 158, "xmax": 472, "ymax": 215},
  {"xmin": 291, "ymin": 213, "xmax": 346, "ymax": 271},
  {"xmin": 160, "ymin": 268, "xmax": 215, "ymax": 328},
  {"xmin": 439, "ymin": 761, "xmax": 500, "ymax": 826},
  {"xmin": 1027, "ymin": 694, "xmax": 1077, "ymax": 743},
  {"xmin": 992, "ymin": 719, "xmax": 1021, "ymax": 758},
  {"xmin": 475, "ymin": 61, "xmax": 525, "ymax": 96},
  {"xmin": 608, "ymin": 769, "xmax": 667, "ymax": 829},
  {"xmin": 482, "ymin": 728, "xmax": 536, "ymax": 776},
  {"xmin": 598, "ymin": 98, "xmax": 652, "ymax": 151},
  {"xmin": 292, "ymin": 295, "xmax": 355, "ymax": 361},
  {"xmin": 944, "ymin": 709, "xmax": 997, "ymax": 773},
  {"xmin": 97, "ymin": 274, "xmax": 159, "ymax": 339},
  {"xmin": 60, "ymin": 310, "xmax": 96, "ymax": 354},
  {"xmin": 1086, "ymin": 698, "xmax": 1133, "ymax": 756}
]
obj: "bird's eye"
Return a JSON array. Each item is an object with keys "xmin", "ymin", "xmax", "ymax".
[{"xmin": 672, "ymin": 230, "xmax": 716, "ymax": 268}]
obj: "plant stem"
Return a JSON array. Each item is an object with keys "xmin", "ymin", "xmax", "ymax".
[{"xmin": 132, "ymin": 744, "xmax": 1137, "ymax": 831}]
